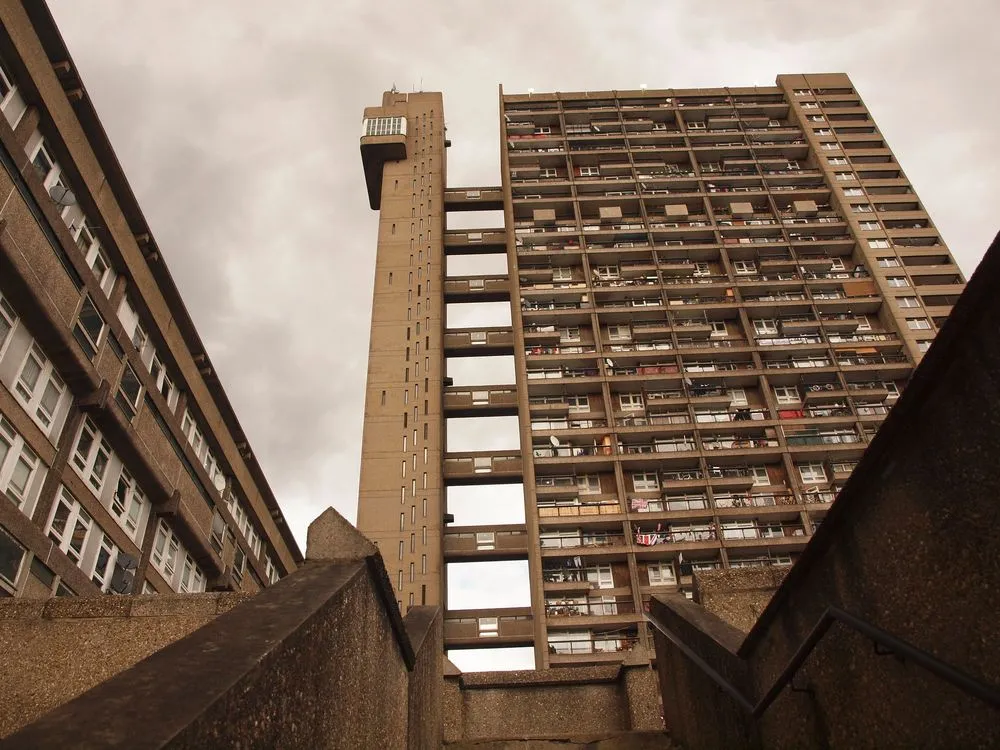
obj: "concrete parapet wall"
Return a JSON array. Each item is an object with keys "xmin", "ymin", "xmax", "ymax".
[
  {"xmin": 693, "ymin": 568, "xmax": 788, "ymax": 633},
  {"xmin": 444, "ymin": 665, "xmax": 662, "ymax": 743},
  {"xmin": 0, "ymin": 592, "xmax": 250, "ymax": 739}
]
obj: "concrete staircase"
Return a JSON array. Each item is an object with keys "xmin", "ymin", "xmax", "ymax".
[{"xmin": 444, "ymin": 730, "xmax": 677, "ymax": 749}]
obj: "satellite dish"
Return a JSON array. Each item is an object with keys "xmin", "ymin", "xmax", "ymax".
[
  {"xmin": 683, "ymin": 377, "xmax": 693, "ymax": 386},
  {"xmin": 550, "ymin": 435, "xmax": 561, "ymax": 447},
  {"xmin": 48, "ymin": 184, "xmax": 76, "ymax": 207},
  {"xmin": 604, "ymin": 358, "xmax": 615, "ymax": 369},
  {"xmin": 213, "ymin": 473, "xmax": 227, "ymax": 492},
  {"xmin": 109, "ymin": 554, "xmax": 138, "ymax": 595}
]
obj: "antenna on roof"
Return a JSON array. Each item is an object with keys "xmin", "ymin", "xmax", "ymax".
[{"xmin": 390, "ymin": 83, "xmax": 398, "ymax": 93}]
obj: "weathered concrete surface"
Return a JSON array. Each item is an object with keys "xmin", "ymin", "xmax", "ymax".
[
  {"xmin": 650, "ymin": 232, "xmax": 1000, "ymax": 749},
  {"xmin": 445, "ymin": 665, "xmax": 662, "ymax": 743},
  {"xmin": 405, "ymin": 605, "xmax": 444, "ymax": 750},
  {"xmin": 694, "ymin": 568, "xmax": 789, "ymax": 633},
  {"xmin": 0, "ymin": 592, "xmax": 250, "ymax": 739}
]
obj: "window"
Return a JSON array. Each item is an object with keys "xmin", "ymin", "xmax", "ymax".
[
  {"xmin": 728, "ymin": 388, "xmax": 748, "ymax": 406},
  {"xmin": 14, "ymin": 343, "xmax": 66, "ymax": 434},
  {"xmin": 632, "ymin": 472, "xmax": 660, "ymax": 492},
  {"xmin": 834, "ymin": 172, "xmax": 854, "ymax": 181},
  {"xmin": 868, "ymin": 239, "xmax": 890, "ymax": 249},
  {"xmin": 842, "ymin": 187, "xmax": 863, "ymax": 196},
  {"xmin": 89, "ymin": 532, "xmax": 124, "ymax": 593},
  {"xmin": 552, "ymin": 267, "xmax": 574, "ymax": 282},
  {"xmin": 619, "ymin": 393, "xmax": 644, "ymax": 411},
  {"xmin": 897, "ymin": 296, "xmax": 919, "ymax": 308},
  {"xmin": 265, "ymin": 555, "xmax": 280, "ymax": 585},
  {"xmin": 0, "ymin": 524, "xmax": 26, "ymax": 594},
  {"xmin": 178, "ymin": 554, "xmax": 206, "ymax": 593},
  {"xmin": 578, "ymin": 166, "xmax": 600, "ymax": 177},
  {"xmin": 821, "ymin": 142, "xmax": 840, "ymax": 150},
  {"xmin": 71, "ymin": 419, "xmax": 112, "ymax": 493},
  {"xmin": 46, "ymin": 487, "xmax": 93, "ymax": 564},
  {"xmin": 0, "ymin": 416, "xmax": 40, "ymax": 513},
  {"xmin": 151, "ymin": 518, "xmax": 181, "ymax": 585},
  {"xmin": 149, "ymin": 353, "xmax": 177, "ymax": 408},
  {"xmin": 608, "ymin": 325, "xmax": 631, "ymax": 341},
  {"xmin": 210, "ymin": 511, "xmax": 228, "ymax": 555},
  {"xmin": 798, "ymin": 462, "xmax": 827, "ymax": 484},
  {"xmin": 111, "ymin": 469, "xmax": 147, "ymax": 543},
  {"xmin": 827, "ymin": 157, "xmax": 848, "ymax": 166},
  {"xmin": 877, "ymin": 256, "xmax": 900, "ymax": 267},
  {"xmin": 753, "ymin": 319, "xmax": 778, "ymax": 335},
  {"xmin": 576, "ymin": 475, "xmax": 601, "ymax": 494},
  {"xmin": 793, "ymin": 89, "xmax": 811, "ymax": 96},
  {"xmin": 0, "ymin": 295, "xmax": 16, "ymax": 357},
  {"xmin": 751, "ymin": 467, "xmax": 771, "ymax": 486},
  {"xmin": 710, "ymin": 321, "xmax": 727, "ymax": 337},
  {"xmin": 884, "ymin": 382, "xmax": 900, "ymax": 399},
  {"xmin": 855, "ymin": 315, "xmax": 872, "ymax": 332},
  {"xmin": 648, "ymin": 561, "xmax": 676, "ymax": 585},
  {"xmin": 859, "ymin": 221, "xmax": 880, "ymax": 231},
  {"xmin": 0, "ymin": 57, "xmax": 26, "ymax": 129},
  {"xmin": 559, "ymin": 327, "xmax": 581, "ymax": 342},
  {"xmin": 886, "ymin": 277, "xmax": 910, "ymax": 288},
  {"xmin": 566, "ymin": 395, "xmax": 589, "ymax": 412},
  {"xmin": 73, "ymin": 296, "xmax": 106, "ymax": 359},
  {"xmin": 693, "ymin": 262, "xmax": 711, "ymax": 277},
  {"xmin": 115, "ymin": 363, "xmax": 143, "ymax": 419},
  {"xmin": 733, "ymin": 260, "xmax": 756, "ymax": 275},
  {"xmin": 906, "ymin": 317, "xmax": 932, "ymax": 330},
  {"xmin": 917, "ymin": 340, "xmax": 932, "ymax": 353},
  {"xmin": 362, "ymin": 116, "xmax": 406, "ymax": 137},
  {"xmin": 540, "ymin": 167, "xmax": 559, "ymax": 178},
  {"xmin": 74, "ymin": 222, "xmax": 115, "ymax": 296},
  {"xmin": 594, "ymin": 265, "xmax": 619, "ymax": 279},
  {"xmin": 30, "ymin": 139, "xmax": 60, "ymax": 186},
  {"xmin": 852, "ymin": 203, "xmax": 873, "ymax": 213},
  {"xmin": 773, "ymin": 386, "xmax": 800, "ymax": 405}
]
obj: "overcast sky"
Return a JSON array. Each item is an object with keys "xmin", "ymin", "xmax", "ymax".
[{"xmin": 48, "ymin": 0, "xmax": 998, "ymax": 670}]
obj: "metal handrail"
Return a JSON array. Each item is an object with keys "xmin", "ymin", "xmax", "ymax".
[{"xmin": 646, "ymin": 604, "xmax": 1000, "ymax": 717}]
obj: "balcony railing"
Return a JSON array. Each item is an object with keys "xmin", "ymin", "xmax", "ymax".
[
  {"xmin": 545, "ymin": 599, "xmax": 637, "ymax": 617},
  {"xmin": 540, "ymin": 534, "xmax": 628, "ymax": 550}
]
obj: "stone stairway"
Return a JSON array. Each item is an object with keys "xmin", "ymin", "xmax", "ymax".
[{"xmin": 444, "ymin": 729, "xmax": 677, "ymax": 749}]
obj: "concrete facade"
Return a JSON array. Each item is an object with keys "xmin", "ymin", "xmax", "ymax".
[
  {"xmin": 0, "ymin": 0, "xmax": 301, "ymax": 604},
  {"xmin": 356, "ymin": 91, "xmax": 448, "ymax": 611},
  {"xmin": 648, "ymin": 232, "xmax": 1000, "ymax": 749},
  {"xmin": 358, "ymin": 75, "xmax": 966, "ymax": 669}
]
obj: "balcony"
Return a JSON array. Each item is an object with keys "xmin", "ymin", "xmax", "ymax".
[
  {"xmin": 443, "ymin": 524, "xmax": 529, "ymax": 562},
  {"xmin": 444, "ymin": 608, "xmax": 534, "ymax": 649},
  {"xmin": 545, "ymin": 597, "xmax": 637, "ymax": 619},
  {"xmin": 444, "ymin": 385, "xmax": 518, "ymax": 418},
  {"xmin": 539, "ymin": 532, "xmax": 629, "ymax": 557},
  {"xmin": 547, "ymin": 630, "xmax": 645, "ymax": 664},
  {"xmin": 538, "ymin": 499, "xmax": 622, "ymax": 519},
  {"xmin": 444, "ymin": 229, "xmax": 508, "ymax": 256},
  {"xmin": 443, "ymin": 451, "xmax": 523, "ymax": 485},
  {"xmin": 444, "ymin": 275, "xmax": 511, "ymax": 303},
  {"xmin": 444, "ymin": 327, "xmax": 515, "ymax": 357},
  {"xmin": 443, "ymin": 187, "xmax": 504, "ymax": 212}
]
